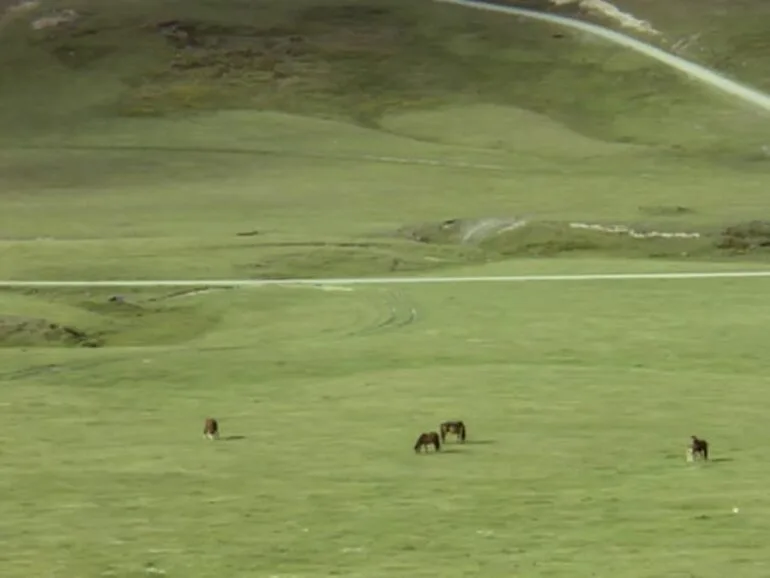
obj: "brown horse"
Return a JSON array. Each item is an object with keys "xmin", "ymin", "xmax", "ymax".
[
  {"xmin": 414, "ymin": 431, "xmax": 441, "ymax": 453},
  {"xmin": 203, "ymin": 417, "xmax": 220, "ymax": 440},
  {"xmin": 689, "ymin": 435, "xmax": 709, "ymax": 460},
  {"xmin": 440, "ymin": 420, "xmax": 466, "ymax": 443}
]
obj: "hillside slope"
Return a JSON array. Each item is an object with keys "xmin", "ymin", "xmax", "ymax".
[
  {"xmin": 1, "ymin": 0, "xmax": 769, "ymax": 278},
  {"xmin": 500, "ymin": 0, "xmax": 770, "ymax": 92},
  {"xmin": 0, "ymin": 0, "xmax": 768, "ymax": 153}
]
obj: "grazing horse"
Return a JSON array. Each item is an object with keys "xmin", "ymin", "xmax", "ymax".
[
  {"xmin": 440, "ymin": 420, "xmax": 467, "ymax": 443},
  {"xmin": 203, "ymin": 417, "xmax": 220, "ymax": 440},
  {"xmin": 689, "ymin": 435, "xmax": 709, "ymax": 461},
  {"xmin": 414, "ymin": 431, "xmax": 441, "ymax": 453}
]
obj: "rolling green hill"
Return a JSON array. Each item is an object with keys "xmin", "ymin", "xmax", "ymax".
[{"xmin": 1, "ymin": 0, "xmax": 769, "ymax": 276}]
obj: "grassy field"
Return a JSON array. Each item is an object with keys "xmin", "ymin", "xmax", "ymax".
[
  {"xmin": 4, "ymin": 275, "xmax": 770, "ymax": 578},
  {"xmin": 2, "ymin": 0, "xmax": 770, "ymax": 576}
]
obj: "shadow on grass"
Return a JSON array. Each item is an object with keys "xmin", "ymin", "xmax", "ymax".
[
  {"xmin": 669, "ymin": 455, "xmax": 733, "ymax": 464},
  {"xmin": 462, "ymin": 439, "xmax": 495, "ymax": 445},
  {"xmin": 221, "ymin": 435, "xmax": 247, "ymax": 442},
  {"xmin": 414, "ymin": 448, "xmax": 464, "ymax": 455}
]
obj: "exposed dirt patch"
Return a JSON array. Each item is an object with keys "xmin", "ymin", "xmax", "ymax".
[
  {"xmin": 31, "ymin": 8, "xmax": 78, "ymax": 30},
  {"xmin": 400, "ymin": 217, "xmax": 528, "ymax": 245},
  {"xmin": 0, "ymin": 315, "xmax": 101, "ymax": 348},
  {"xmin": 0, "ymin": 0, "xmax": 38, "ymax": 30},
  {"xmin": 549, "ymin": 0, "xmax": 660, "ymax": 35},
  {"xmin": 1, "ymin": 0, "xmax": 37, "ymax": 15},
  {"xmin": 502, "ymin": 0, "xmax": 660, "ymax": 35}
]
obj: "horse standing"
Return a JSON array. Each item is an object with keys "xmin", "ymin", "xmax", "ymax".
[
  {"xmin": 440, "ymin": 420, "xmax": 467, "ymax": 443},
  {"xmin": 414, "ymin": 431, "xmax": 441, "ymax": 453},
  {"xmin": 687, "ymin": 435, "xmax": 708, "ymax": 461},
  {"xmin": 203, "ymin": 417, "xmax": 220, "ymax": 440}
]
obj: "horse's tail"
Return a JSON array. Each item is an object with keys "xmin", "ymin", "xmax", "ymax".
[
  {"xmin": 703, "ymin": 443, "xmax": 709, "ymax": 460},
  {"xmin": 439, "ymin": 424, "xmax": 447, "ymax": 443},
  {"xmin": 460, "ymin": 424, "xmax": 466, "ymax": 442},
  {"xmin": 433, "ymin": 434, "xmax": 441, "ymax": 452}
]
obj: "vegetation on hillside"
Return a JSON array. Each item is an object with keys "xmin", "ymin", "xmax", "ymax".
[{"xmin": 0, "ymin": 0, "xmax": 767, "ymax": 152}]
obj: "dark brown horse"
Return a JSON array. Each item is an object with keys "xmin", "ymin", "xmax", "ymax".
[
  {"xmin": 689, "ymin": 435, "xmax": 709, "ymax": 460},
  {"xmin": 203, "ymin": 417, "xmax": 220, "ymax": 440},
  {"xmin": 414, "ymin": 431, "xmax": 441, "ymax": 453},
  {"xmin": 440, "ymin": 420, "xmax": 466, "ymax": 443}
]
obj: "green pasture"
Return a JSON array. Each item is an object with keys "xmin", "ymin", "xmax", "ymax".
[
  {"xmin": 3, "ymin": 276, "xmax": 770, "ymax": 578},
  {"xmin": 2, "ymin": 0, "xmax": 770, "ymax": 576}
]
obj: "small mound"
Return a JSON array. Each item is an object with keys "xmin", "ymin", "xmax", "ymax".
[
  {"xmin": 77, "ymin": 294, "xmax": 220, "ymax": 346},
  {"xmin": 638, "ymin": 205, "xmax": 695, "ymax": 217},
  {"xmin": 718, "ymin": 221, "xmax": 770, "ymax": 252},
  {"xmin": 0, "ymin": 315, "xmax": 101, "ymax": 348},
  {"xmin": 399, "ymin": 217, "xmax": 714, "ymax": 260},
  {"xmin": 481, "ymin": 221, "xmax": 709, "ymax": 258},
  {"xmin": 0, "ymin": 291, "xmax": 223, "ymax": 348},
  {"xmin": 400, "ymin": 217, "xmax": 527, "ymax": 245}
]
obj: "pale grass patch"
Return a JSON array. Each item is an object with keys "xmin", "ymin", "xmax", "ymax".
[
  {"xmin": 31, "ymin": 8, "xmax": 77, "ymax": 30},
  {"xmin": 550, "ymin": 0, "xmax": 660, "ymax": 35}
]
